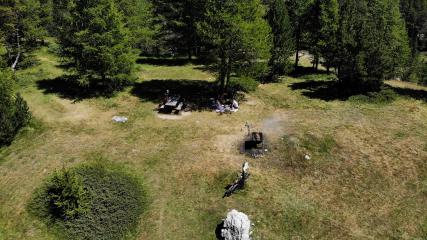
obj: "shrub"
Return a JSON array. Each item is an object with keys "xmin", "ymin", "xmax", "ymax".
[
  {"xmin": 30, "ymin": 164, "xmax": 146, "ymax": 240},
  {"xmin": 349, "ymin": 88, "xmax": 398, "ymax": 104},
  {"xmin": 0, "ymin": 69, "xmax": 31, "ymax": 146},
  {"xmin": 46, "ymin": 169, "xmax": 89, "ymax": 220},
  {"xmin": 229, "ymin": 76, "xmax": 259, "ymax": 92}
]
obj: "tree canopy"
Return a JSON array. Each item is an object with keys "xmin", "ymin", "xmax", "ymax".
[
  {"xmin": 198, "ymin": 0, "xmax": 271, "ymax": 91},
  {"xmin": 1, "ymin": 0, "xmax": 425, "ymax": 97}
]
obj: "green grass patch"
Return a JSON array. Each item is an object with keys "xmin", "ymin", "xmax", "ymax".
[
  {"xmin": 349, "ymin": 88, "xmax": 398, "ymax": 104},
  {"xmin": 301, "ymin": 133, "xmax": 337, "ymax": 156},
  {"xmin": 279, "ymin": 195, "xmax": 338, "ymax": 239},
  {"xmin": 229, "ymin": 76, "xmax": 259, "ymax": 92},
  {"xmin": 29, "ymin": 163, "xmax": 146, "ymax": 240}
]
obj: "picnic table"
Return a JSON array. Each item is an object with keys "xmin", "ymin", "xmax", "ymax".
[{"xmin": 159, "ymin": 96, "xmax": 184, "ymax": 114}]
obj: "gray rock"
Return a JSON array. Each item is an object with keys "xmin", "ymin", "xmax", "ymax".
[{"xmin": 221, "ymin": 210, "xmax": 251, "ymax": 240}]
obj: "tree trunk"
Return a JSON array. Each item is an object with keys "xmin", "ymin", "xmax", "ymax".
[
  {"xmin": 225, "ymin": 58, "xmax": 231, "ymax": 89},
  {"xmin": 294, "ymin": 27, "xmax": 300, "ymax": 69},
  {"xmin": 219, "ymin": 56, "xmax": 227, "ymax": 94},
  {"xmin": 315, "ymin": 56, "xmax": 319, "ymax": 71},
  {"xmin": 11, "ymin": 28, "xmax": 21, "ymax": 72},
  {"xmin": 187, "ymin": 47, "xmax": 192, "ymax": 60},
  {"xmin": 295, "ymin": 46, "xmax": 299, "ymax": 69}
]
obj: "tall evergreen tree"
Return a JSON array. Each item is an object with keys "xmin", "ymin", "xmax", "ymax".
[
  {"xmin": 267, "ymin": 0, "xmax": 294, "ymax": 81},
  {"xmin": 0, "ymin": 67, "xmax": 30, "ymax": 146},
  {"xmin": 287, "ymin": 0, "xmax": 314, "ymax": 68},
  {"xmin": 400, "ymin": 0, "xmax": 427, "ymax": 55},
  {"xmin": 0, "ymin": 0, "xmax": 46, "ymax": 71},
  {"xmin": 152, "ymin": 0, "xmax": 206, "ymax": 58},
  {"xmin": 198, "ymin": 0, "xmax": 271, "ymax": 92},
  {"xmin": 319, "ymin": 0, "xmax": 339, "ymax": 73},
  {"xmin": 115, "ymin": 0, "xmax": 156, "ymax": 51},
  {"xmin": 52, "ymin": 0, "xmax": 137, "ymax": 94},
  {"xmin": 337, "ymin": 0, "xmax": 410, "ymax": 91}
]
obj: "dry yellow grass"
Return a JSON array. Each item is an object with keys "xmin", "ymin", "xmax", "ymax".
[{"xmin": 0, "ymin": 48, "xmax": 426, "ymax": 240}]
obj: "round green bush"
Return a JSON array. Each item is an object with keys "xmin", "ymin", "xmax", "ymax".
[{"xmin": 30, "ymin": 164, "xmax": 146, "ymax": 240}]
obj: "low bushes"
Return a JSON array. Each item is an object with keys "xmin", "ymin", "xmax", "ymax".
[
  {"xmin": 229, "ymin": 76, "xmax": 259, "ymax": 93},
  {"xmin": 0, "ymin": 69, "xmax": 31, "ymax": 146},
  {"xmin": 29, "ymin": 164, "xmax": 146, "ymax": 240},
  {"xmin": 349, "ymin": 87, "xmax": 398, "ymax": 104}
]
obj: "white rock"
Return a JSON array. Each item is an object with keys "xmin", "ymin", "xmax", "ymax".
[
  {"xmin": 221, "ymin": 209, "xmax": 251, "ymax": 240},
  {"xmin": 112, "ymin": 116, "xmax": 128, "ymax": 123},
  {"xmin": 304, "ymin": 154, "xmax": 311, "ymax": 160}
]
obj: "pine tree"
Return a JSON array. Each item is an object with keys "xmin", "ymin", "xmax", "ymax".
[
  {"xmin": 152, "ymin": 0, "xmax": 206, "ymax": 58},
  {"xmin": 286, "ymin": 0, "xmax": 314, "ymax": 68},
  {"xmin": 400, "ymin": 0, "xmax": 427, "ymax": 55},
  {"xmin": 267, "ymin": 0, "xmax": 294, "ymax": 81},
  {"xmin": 53, "ymin": 0, "xmax": 137, "ymax": 94},
  {"xmin": 337, "ymin": 0, "xmax": 410, "ymax": 91},
  {"xmin": 0, "ymin": 68, "xmax": 30, "ymax": 146},
  {"xmin": 198, "ymin": 0, "xmax": 272, "ymax": 92},
  {"xmin": 0, "ymin": 0, "xmax": 46, "ymax": 71},
  {"xmin": 115, "ymin": 0, "xmax": 155, "ymax": 51},
  {"xmin": 319, "ymin": 0, "xmax": 339, "ymax": 73}
]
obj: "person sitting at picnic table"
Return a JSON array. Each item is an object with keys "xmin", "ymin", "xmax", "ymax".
[
  {"xmin": 163, "ymin": 89, "xmax": 170, "ymax": 104},
  {"xmin": 215, "ymin": 99, "xmax": 225, "ymax": 113},
  {"xmin": 231, "ymin": 99, "xmax": 239, "ymax": 112}
]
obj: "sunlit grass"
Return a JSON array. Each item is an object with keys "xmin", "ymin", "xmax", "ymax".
[{"xmin": 0, "ymin": 45, "xmax": 426, "ymax": 239}]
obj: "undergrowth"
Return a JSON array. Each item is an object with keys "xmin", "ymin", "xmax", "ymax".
[{"xmin": 349, "ymin": 87, "xmax": 398, "ymax": 104}]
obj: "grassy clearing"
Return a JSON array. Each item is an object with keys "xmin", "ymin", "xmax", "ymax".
[{"xmin": 0, "ymin": 46, "xmax": 426, "ymax": 239}]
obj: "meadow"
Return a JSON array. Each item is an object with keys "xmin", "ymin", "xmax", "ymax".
[{"xmin": 0, "ymin": 45, "xmax": 426, "ymax": 239}]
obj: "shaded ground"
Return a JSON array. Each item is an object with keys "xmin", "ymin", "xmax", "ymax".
[
  {"xmin": 131, "ymin": 79, "xmax": 219, "ymax": 111},
  {"xmin": 290, "ymin": 77, "xmax": 427, "ymax": 102},
  {"xmin": 36, "ymin": 76, "xmax": 124, "ymax": 101},
  {"xmin": 137, "ymin": 57, "xmax": 208, "ymax": 66}
]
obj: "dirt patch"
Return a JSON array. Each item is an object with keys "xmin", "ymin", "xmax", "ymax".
[
  {"xmin": 156, "ymin": 112, "xmax": 192, "ymax": 120},
  {"xmin": 214, "ymin": 134, "xmax": 242, "ymax": 153}
]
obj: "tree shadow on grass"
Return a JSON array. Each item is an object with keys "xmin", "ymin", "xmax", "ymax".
[
  {"xmin": 136, "ymin": 57, "xmax": 208, "ymax": 66},
  {"xmin": 290, "ymin": 79, "xmax": 354, "ymax": 101},
  {"xmin": 290, "ymin": 78, "xmax": 427, "ymax": 102},
  {"xmin": 131, "ymin": 79, "xmax": 220, "ymax": 111},
  {"xmin": 290, "ymin": 66, "xmax": 330, "ymax": 78},
  {"xmin": 388, "ymin": 86, "xmax": 427, "ymax": 102},
  {"xmin": 36, "ymin": 76, "xmax": 114, "ymax": 101}
]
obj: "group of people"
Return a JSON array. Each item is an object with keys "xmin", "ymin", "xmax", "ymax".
[
  {"xmin": 214, "ymin": 98, "xmax": 239, "ymax": 114},
  {"xmin": 161, "ymin": 89, "xmax": 240, "ymax": 114}
]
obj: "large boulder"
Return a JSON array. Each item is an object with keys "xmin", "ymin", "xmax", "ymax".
[{"xmin": 220, "ymin": 209, "xmax": 251, "ymax": 240}]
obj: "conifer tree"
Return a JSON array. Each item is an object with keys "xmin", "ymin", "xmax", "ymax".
[
  {"xmin": 400, "ymin": 0, "xmax": 427, "ymax": 55},
  {"xmin": 319, "ymin": 0, "xmax": 339, "ymax": 73},
  {"xmin": 52, "ymin": 0, "xmax": 137, "ymax": 94},
  {"xmin": 267, "ymin": 0, "xmax": 294, "ymax": 81},
  {"xmin": 198, "ymin": 0, "xmax": 271, "ymax": 92},
  {"xmin": 0, "ymin": 67, "xmax": 30, "ymax": 146},
  {"xmin": 152, "ymin": 0, "xmax": 206, "ymax": 58},
  {"xmin": 0, "ymin": 0, "xmax": 46, "ymax": 71},
  {"xmin": 337, "ymin": 0, "xmax": 410, "ymax": 91},
  {"xmin": 287, "ymin": 0, "xmax": 314, "ymax": 68}
]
